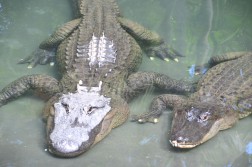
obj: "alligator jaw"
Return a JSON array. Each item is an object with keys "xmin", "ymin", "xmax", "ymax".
[{"xmin": 169, "ymin": 140, "xmax": 197, "ymax": 148}]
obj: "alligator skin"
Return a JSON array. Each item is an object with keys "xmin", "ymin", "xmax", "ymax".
[
  {"xmin": 0, "ymin": 0, "xmax": 190, "ymax": 157},
  {"xmin": 133, "ymin": 52, "xmax": 252, "ymax": 148}
]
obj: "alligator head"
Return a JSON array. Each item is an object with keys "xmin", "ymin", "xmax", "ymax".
[
  {"xmin": 45, "ymin": 81, "xmax": 114, "ymax": 157},
  {"xmin": 169, "ymin": 101, "xmax": 239, "ymax": 148}
]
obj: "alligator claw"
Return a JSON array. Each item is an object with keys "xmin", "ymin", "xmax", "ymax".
[
  {"xmin": 155, "ymin": 48, "xmax": 168, "ymax": 60},
  {"xmin": 131, "ymin": 114, "xmax": 159, "ymax": 124},
  {"xmin": 146, "ymin": 43, "xmax": 184, "ymax": 62},
  {"xmin": 149, "ymin": 57, "xmax": 155, "ymax": 61},
  {"xmin": 18, "ymin": 48, "xmax": 55, "ymax": 68}
]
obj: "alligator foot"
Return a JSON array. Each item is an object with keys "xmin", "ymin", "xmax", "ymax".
[
  {"xmin": 118, "ymin": 17, "xmax": 184, "ymax": 62},
  {"xmin": 18, "ymin": 48, "xmax": 55, "ymax": 68},
  {"xmin": 146, "ymin": 42, "xmax": 184, "ymax": 62},
  {"xmin": 131, "ymin": 94, "xmax": 187, "ymax": 124}
]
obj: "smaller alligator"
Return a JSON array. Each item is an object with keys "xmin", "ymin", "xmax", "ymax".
[{"xmin": 132, "ymin": 52, "xmax": 252, "ymax": 148}]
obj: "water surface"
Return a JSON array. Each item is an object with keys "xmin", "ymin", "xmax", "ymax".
[{"xmin": 0, "ymin": 0, "xmax": 252, "ymax": 166}]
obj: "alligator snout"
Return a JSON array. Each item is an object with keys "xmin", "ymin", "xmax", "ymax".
[
  {"xmin": 169, "ymin": 136, "xmax": 196, "ymax": 148},
  {"xmin": 51, "ymin": 139, "xmax": 80, "ymax": 153},
  {"xmin": 171, "ymin": 136, "xmax": 189, "ymax": 144}
]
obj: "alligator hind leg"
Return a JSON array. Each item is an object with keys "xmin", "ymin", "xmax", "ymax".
[
  {"xmin": 19, "ymin": 19, "xmax": 81, "ymax": 68},
  {"xmin": 209, "ymin": 52, "xmax": 252, "ymax": 66},
  {"xmin": 132, "ymin": 94, "xmax": 187, "ymax": 123},
  {"xmin": 18, "ymin": 48, "xmax": 55, "ymax": 68},
  {"xmin": 39, "ymin": 18, "xmax": 81, "ymax": 49},
  {"xmin": 118, "ymin": 17, "xmax": 183, "ymax": 62},
  {"xmin": 189, "ymin": 52, "xmax": 252, "ymax": 76}
]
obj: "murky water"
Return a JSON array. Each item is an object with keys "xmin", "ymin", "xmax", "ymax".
[{"xmin": 0, "ymin": 0, "xmax": 252, "ymax": 166}]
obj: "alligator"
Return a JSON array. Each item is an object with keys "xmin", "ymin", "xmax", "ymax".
[
  {"xmin": 132, "ymin": 52, "xmax": 252, "ymax": 148},
  {"xmin": 0, "ymin": 0, "xmax": 191, "ymax": 157}
]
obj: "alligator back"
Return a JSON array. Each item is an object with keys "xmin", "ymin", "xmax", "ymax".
[
  {"xmin": 57, "ymin": 0, "xmax": 141, "ymax": 88},
  {"xmin": 192, "ymin": 54, "xmax": 252, "ymax": 106}
]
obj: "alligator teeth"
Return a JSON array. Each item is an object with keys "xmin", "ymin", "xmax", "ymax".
[
  {"xmin": 170, "ymin": 140, "xmax": 178, "ymax": 147},
  {"xmin": 169, "ymin": 140, "xmax": 196, "ymax": 148}
]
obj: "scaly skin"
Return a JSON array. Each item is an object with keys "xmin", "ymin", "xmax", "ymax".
[
  {"xmin": 133, "ymin": 52, "xmax": 252, "ymax": 148},
  {"xmin": 0, "ymin": 0, "xmax": 189, "ymax": 157}
]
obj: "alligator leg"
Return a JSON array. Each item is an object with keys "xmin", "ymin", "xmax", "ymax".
[
  {"xmin": 39, "ymin": 18, "xmax": 82, "ymax": 49},
  {"xmin": 18, "ymin": 48, "xmax": 56, "ymax": 68},
  {"xmin": 125, "ymin": 71, "xmax": 193, "ymax": 100},
  {"xmin": 19, "ymin": 18, "xmax": 82, "ymax": 68},
  {"xmin": 209, "ymin": 52, "xmax": 252, "ymax": 66},
  {"xmin": 237, "ymin": 96, "xmax": 252, "ymax": 118},
  {"xmin": 125, "ymin": 71, "xmax": 192, "ymax": 123},
  {"xmin": 189, "ymin": 52, "xmax": 252, "ymax": 77},
  {"xmin": 118, "ymin": 17, "xmax": 183, "ymax": 61},
  {"xmin": 0, "ymin": 74, "xmax": 61, "ymax": 107},
  {"xmin": 132, "ymin": 94, "xmax": 187, "ymax": 123}
]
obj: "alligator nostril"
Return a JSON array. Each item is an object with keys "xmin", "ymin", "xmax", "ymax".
[
  {"xmin": 177, "ymin": 136, "xmax": 184, "ymax": 143},
  {"xmin": 176, "ymin": 136, "xmax": 189, "ymax": 143}
]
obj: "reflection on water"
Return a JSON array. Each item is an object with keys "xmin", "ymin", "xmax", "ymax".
[
  {"xmin": 230, "ymin": 142, "xmax": 252, "ymax": 167},
  {"xmin": 0, "ymin": 0, "xmax": 252, "ymax": 166},
  {"xmin": 0, "ymin": 2, "xmax": 11, "ymax": 33}
]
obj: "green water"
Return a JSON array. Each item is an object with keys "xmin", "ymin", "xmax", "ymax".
[{"xmin": 0, "ymin": 0, "xmax": 252, "ymax": 166}]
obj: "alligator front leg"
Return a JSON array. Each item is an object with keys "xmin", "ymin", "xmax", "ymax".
[
  {"xmin": 125, "ymin": 71, "xmax": 192, "ymax": 123},
  {"xmin": 19, "ymin": 18, "xmax": 81, "ymax": 68},
  {"xmin": 125, "ymin": 71, "xmax": 193, "ymax": 100},
  {"xmin": 132, "ymin": 94, "xmax": 187, "ymax": 123},
  {"xmin": 235, "ymin": 96, "xmax": 252, "ymax": 118},
  {"xmin": 0, "ymin": 74, "xmax": 61, "ymax": 107},
  {"xmin": 118, "ymin": 17, "xmax": 183, "ymax": 61}
]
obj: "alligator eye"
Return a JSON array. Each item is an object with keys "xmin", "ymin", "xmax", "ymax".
[
  {"xmin": 87, "ymin": 106, "xmax": 93, "ymax": 114},
  {"xmin": 186, "ymin": 110, "xmax": 195, "ymax": 121},
  {"xmin": 87, "ymin": 106, "xmax": 98, "ymax": 114},
  {"xmin": 62, "ymin": 102, "xmax": 69, "ymax": 114},
  {"xmin": 198, "ymin": 112, "xmax": 210, "ymax": 121}
]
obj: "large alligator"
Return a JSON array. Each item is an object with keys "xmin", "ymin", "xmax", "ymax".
[
  {"xmin": 0, "ymin": 0, "xmax": 191, "ymax": 157},
  {"xmin": 132, "ymin": 52, "xmax": 252, "ymax": 148}
]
